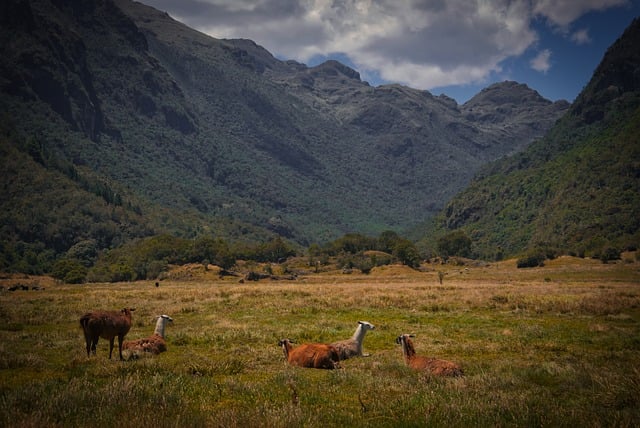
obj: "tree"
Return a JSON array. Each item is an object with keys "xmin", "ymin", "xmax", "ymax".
[
  {"xmin": 255, "ymin": 237, "xmax": 295, "ymax": 263},
  {"xmin": 66, "ymin": 240, "xmax": 98, "ymax": 267},
  {"xmin": 599, "ymin": 246, "xmax": 620, "ymax": 264},
  {"xmin": 377, "ymin": 230, "xmax": 401, "ymax": 253},
  {"xmin": 327, "ymin": 233, "xmax": 375, "ymax": 255},
  {"xmin": 437, "ymin": 231, "xmax": 472, "ymax": 258},
  {"xmin": 193, "ymin": 236, "xmax": 235, "ymax": 269},
  {"xmin": 393, "ymin": 239, "xmax": 421, "ymax": 268},
  {"xmin": 51, "ymin": 259, "xmax": 87, "ymax": 283},
  {"xmin": 516, "ymin": 252, "xmax": 545, "ymax": 268}
]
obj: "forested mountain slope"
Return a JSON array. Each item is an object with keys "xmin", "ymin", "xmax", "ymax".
[
  {"xmin": 431, "ymin": 18, "xmax": 640, "ymax": 259},
  {"xmin": 1, "ymin": 0, "xmax": 568, "ymax": 272}
]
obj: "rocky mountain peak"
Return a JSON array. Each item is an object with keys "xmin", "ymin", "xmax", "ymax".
[
  {"xmin": 571, "ymin": 17, "xmax": 640, "ymax": 123},
  {"xmin": 310, "ymin": 60, "xmax": 362, "ymax": 81},
  {"xmin": 463, "ymin": 81, "xmax": 552, "ymax": 109}
]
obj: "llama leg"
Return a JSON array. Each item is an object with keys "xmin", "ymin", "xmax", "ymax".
[
  {"xmin": 84, "ymin": 334, "xmax": 91, "ymax": 357},
  {"xmin": 117, "ymin": 335, "xmax": 124, "ymax": 361}
]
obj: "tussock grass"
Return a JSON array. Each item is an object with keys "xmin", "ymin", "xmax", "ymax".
[{"xmin": 0, "ymin": 257, "xmax": 639, "ymax": 427}]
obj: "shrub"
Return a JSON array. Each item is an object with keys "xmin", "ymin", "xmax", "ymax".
[
  {"xmin": 326, "ymin": 233, "xmax": 375, "ymax": 255},
  {"xmin": 144, "ymin": 259, "xmax": 168, "ymax": 279},
  {"xmin": 393, "ymin": 239, "xmax": 421, "ymax": 268},
  {"xmin": 517, "ymin": 252, "xmax": 546, "ymax": 268},
  {"xmin": 87, "ymin": 262, "xmax": 136, "ymax": 282},
  {"xmin": 437, "ymin": 230, "xmax": 472, "ymax": 258},
  {"xmin": 51, "ymin": 259, "xmax": 87, "ymax": 283},
  {"xmin": 109, "ymin": 263, "xmax": 136, "ymax": 282},
  {"xmin": 64, "ymin": 266, "xmax": 88, "ymax": 284},
  {"xmin": 599, "ymin": 246, "xmax": 620, "ymax": 264}
]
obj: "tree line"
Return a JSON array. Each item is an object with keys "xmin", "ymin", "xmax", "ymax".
[{"xmin": 46, "ymin": 230, "xmax": 448, "ymax": 284}]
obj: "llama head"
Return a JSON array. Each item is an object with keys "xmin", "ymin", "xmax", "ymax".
[
  {"xmin": 278, "ymin": 338, "xmax": 295, "ymax": 347},
  {"xmin": 358, "ymin": 321, "xmax": 375, "ymax": 331},
  {"xmin": 395, "ymin": 334, "xmax": 415, "ymax": 345},
  {"xmin": 278, "ymin": 339, "xmax": 295, "ymax": 359}
]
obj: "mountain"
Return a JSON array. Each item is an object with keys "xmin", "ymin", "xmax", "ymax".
[
  {"xmin": 431, "ymin": 18, "xmax": 640, "ymax": 259},
  {"xmin": 0, "ymin": 0, "xmax": 568, "ymax": 272}
]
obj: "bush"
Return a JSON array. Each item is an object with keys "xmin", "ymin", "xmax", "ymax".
[
  {"xmin": 392, "ymin": 239, "xmax": 421, "ymax": 268},
  {"xmin": 109, "ymin": 263, "xmax": 136, "ymax": 282},
  {"xmin": 51, "ymin": 259, "xmax": 87, "ymax": 283},
  {"xmin": 64, "ymin": 266, "xmax": 88, "ymax": 284},
  {"xmin": 437, "ymin": 231, "xmax": 472, "ymax": 258},
  {"xmin": 326, "ymin": 233, "xmax": 375, "ymax": 255},
  {"xmin": 144, "ymin": 259, "xmax": 168, "ymax": 279},
  {"xmin": 517, "ymin": 252, "xmax": 546, "ymax": 268},
  {"xmin": 599, "ymin": 247, "xmax": 620, "ymax": 264},
  {"xmin": 87, "ymin": 262, "xmax": 136, "ymax": 282}
]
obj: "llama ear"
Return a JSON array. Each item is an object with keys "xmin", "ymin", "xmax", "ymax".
[
  {"xmin": 358, "ymin": 321, "xmax": 363, "ymax": 325},
  {"xmin": 409, "ymin": 334, "xmax": 416, "ymax": 338}
]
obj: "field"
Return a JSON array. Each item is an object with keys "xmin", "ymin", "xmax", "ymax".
[{"xmin": 1, "ymin": 255, "xmax": 639, "ymax": 427}]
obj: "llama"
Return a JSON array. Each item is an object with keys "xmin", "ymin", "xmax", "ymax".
[
  {"xmin": 278, "ymin": 339, "xmax": 340, "ymax": 369},
  {"xmin": 122, "ymin": 314, "xmax": 173, "ymax": 359},
  {"xmin": 80, "ymin": 308, "xmax": 135, "ymax": 360},
  {"xmin": 395, "ymin": 334, "xmax": 463, "ymax": 377},
  {"xmin": 330, "ymin": 321, "xmax": 375, "ymax": 360}
]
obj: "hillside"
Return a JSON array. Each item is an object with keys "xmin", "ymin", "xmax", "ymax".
[
  {"xmin": 0, "ymin": 0, "xmax": 568, "ymax": 272},
  {"xmin": 430, "ymin": 18, "xmax": 640, "ymax": 259}
]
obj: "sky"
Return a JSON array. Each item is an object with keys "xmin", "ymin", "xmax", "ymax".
[{"xmin": 140, "ymin": 0, "xmax": 640, "ymax": 104}]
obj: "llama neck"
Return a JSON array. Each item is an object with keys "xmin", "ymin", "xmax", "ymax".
[
  {"xmin": 154, "ymin": 317, "xmax": 167, "ymax": 338},
  {"xmin": 351, "ymin": 324, "xmax": 368, "ymax": 343},
  {"xmin": 403, "ymin": 338, "xmax": 417, "ymax": 360},
  {"xmin": 281, "ymin": 342, "xmax": 291, "ymax": 360}
]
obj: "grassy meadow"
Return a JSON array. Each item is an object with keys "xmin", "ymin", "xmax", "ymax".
[{"xmin": 1, "ymin": 255, "xmax": 639, "ymax": 427}]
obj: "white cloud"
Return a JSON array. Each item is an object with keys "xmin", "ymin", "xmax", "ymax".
[
  {"xmin": 532, "ymin": 0, "xmax": 628, "ymax": 28},
  {"xmin": 141, "ymin": 0, "xmax": 628, "ymax": 90},
  {"xmin": 571, "ymin": 28, "xmax": 591, "ymax": 45},
  {"xmin": 530, "ymin": 49, "xmax": 552, "ymax": 73}
]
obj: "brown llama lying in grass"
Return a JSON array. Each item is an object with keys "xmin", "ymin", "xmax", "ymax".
[
  {"xmin": 278, "ymin": 338, "xmax": 340, "ymax": 369},
  {"xmin": 330, "ymin": 320, "xmax": 375, "ymax": 360},
  {"xmin": 80, "ymin": 308, "xmax": 135, "ymax": 360},
  {"xmin": 395, "ymin": 334, "xmax": 463, "ymax": 377},
  {"xmin": 122, "ymin": 314, "xmax": 173, "ymax": 359}
]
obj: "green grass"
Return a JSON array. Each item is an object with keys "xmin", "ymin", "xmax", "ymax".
[{"xmin": 1, "ymin": 257, "xmax": 639, "ymax": 427}]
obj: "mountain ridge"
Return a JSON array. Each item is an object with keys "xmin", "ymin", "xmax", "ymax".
[{"xmin": 1, "ymin": 0, "xmax": 571, "ymax": 273}]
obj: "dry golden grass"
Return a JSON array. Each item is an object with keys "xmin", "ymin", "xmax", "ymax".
[{"xmin": 0, "ymin": 255, "xmax": 639, "ymax": 427}]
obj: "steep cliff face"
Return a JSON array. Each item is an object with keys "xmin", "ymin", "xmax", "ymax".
[
  {"xmin": 570, "ymin": 17, "xmax": 640, "ymax": 125},
  {"xmin": 0, "ymin": 0, "xmax": 107, "ymax": 139}
]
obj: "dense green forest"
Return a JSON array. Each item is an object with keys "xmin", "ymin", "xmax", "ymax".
[
  {"xmin": 423, "ymin": 19, "xmax": 640, "ymax": 261},
  {"xmin": 426, "ymin": 105, "xmax": 640, "ymax": 261},
  {"xmin": 0, "ymin": 116, "xmax": 425, "ymax": 282}
]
